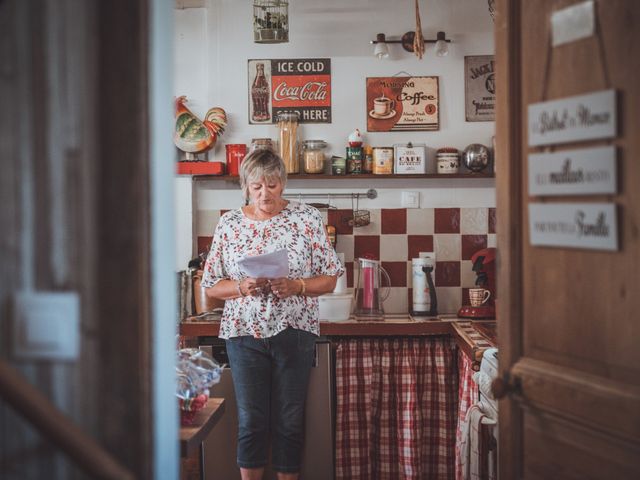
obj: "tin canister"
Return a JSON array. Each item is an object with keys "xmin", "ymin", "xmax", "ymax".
[
  {"xmin": 225, "ymin": 144, "xmax": 247, "ymax": 176},
  {"xmin": 363, "ymin": 145, "xmax": 373, "ymax": 173},
  {"xmin": 331, "ymin": 156, "xmax": 347, "ymax": 175},
  {"xmin": 346, "ymin": 146, "xmax": 363, "ymax": 174},
  {"xmin": 372, "ymin": 147, "xmax": 394, "ymax": 174}
]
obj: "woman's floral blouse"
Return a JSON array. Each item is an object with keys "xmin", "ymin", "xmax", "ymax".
[{"xmin": 201, "ymin": 201, "xmax": 344, "ymax": 339}]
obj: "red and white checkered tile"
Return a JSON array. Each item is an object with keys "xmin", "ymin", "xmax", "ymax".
[{"xmin": 196, "ymin": 206, "xmax": 494, "ymax": 314}]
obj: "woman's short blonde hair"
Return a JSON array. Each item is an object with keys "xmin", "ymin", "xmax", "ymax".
[{"xmin": 239, "ymin": 148, "xmax": 288, "ymax": 201}]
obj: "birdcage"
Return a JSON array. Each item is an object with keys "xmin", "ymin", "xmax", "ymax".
[{"xmin": 253, "ymin": 0, "xmax": 289, "ymax": 43}]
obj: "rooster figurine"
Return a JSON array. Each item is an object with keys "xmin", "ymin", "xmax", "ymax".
[{"xmin": 174, "ymin": 96, "xmax": 227, "ymax": 158}]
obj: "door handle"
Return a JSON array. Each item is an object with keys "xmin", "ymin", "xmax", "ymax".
[{"xmin": 491, "ymin": 371, "xmax": 522, "ymax": 399}]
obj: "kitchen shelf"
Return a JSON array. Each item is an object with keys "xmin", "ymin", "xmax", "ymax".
[{"xmin": 192, "ymin": 173, "xmax": 495, "ymax": 181}]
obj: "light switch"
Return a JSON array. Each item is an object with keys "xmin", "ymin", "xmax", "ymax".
[
  {"xmin": 12, "ymin": 291, "xmax": 80, "ymax": 361},
  {"xmin": 401, "ymin": 191, "xmax": 420, "ymax": 208}
]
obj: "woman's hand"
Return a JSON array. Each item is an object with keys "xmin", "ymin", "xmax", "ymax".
[
  {"xmin": 239, "ymin": 277, "xmax": 270, "ymax": 297},
  {"xmin": 268, "ymin": 278, "xmax": 302, "ymax": 299}
]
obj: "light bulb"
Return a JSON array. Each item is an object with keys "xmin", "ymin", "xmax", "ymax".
[
  {"xmin": 374, "ymin": 42, "xmax": 389, "ymax": 59},
  {"xmin": 373, "ymin": 33, "xmax": 389, "ymax": 59},
  {"xmin": 435, "ymin": 31, "xmax": 448, "ymax": 57}
]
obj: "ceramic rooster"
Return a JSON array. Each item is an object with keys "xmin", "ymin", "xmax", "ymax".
[{"xmin": 174, "ymin": 96, "xmax": 227, "ymax": 155}]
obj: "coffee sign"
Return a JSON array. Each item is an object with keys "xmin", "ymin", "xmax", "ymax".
[
  {"xmin": 528, "ymin": 146, "xmax": 617, "ymax": 196},
  {"xmin": 528, "ymin": 89, "xmax": 616, "ymax": 146},
  {"xmin": 248, "ymin": 58, "xmax": 332, "ymax": 124},
  {"xmin": 366, "ymin": 76, "xmax": 439, "ymax": 132},
  {"xmin": 528, "ymin": 202, "xmax": 618, "ymax": 251}
]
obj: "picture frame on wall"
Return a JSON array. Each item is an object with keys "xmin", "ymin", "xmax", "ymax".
[
  {"xmin": 248, "ymin": 58, "xmax": 332, "ymax": 124},
  {"xmin": 366, "ymin": 76, "xmax": 439, "ymax": 132},
  {"xmin": 464, "ymin": 55, "xmax": 495, "ymax": 122}
]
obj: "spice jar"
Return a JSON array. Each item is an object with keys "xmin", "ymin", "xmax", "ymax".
[
  {"xmin": 249, "ymin": 138, "xmax": 274, "ymax": 153},
  {"xmin": 302, "ymin": 140, "xmax": 327, "ymax": 174},
  {"xmin": 276, "ymin": 112, "xmax": 300, "ymax": 174}
]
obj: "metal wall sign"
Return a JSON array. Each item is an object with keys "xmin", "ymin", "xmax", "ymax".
[
  {"xmin": 464, "ymin": 55, "xmax": 495, "ymax": 122},
  {"xmin": 551, "ymin": 0, "xmax": 595, "ymax": 47},
  {"xmin": 528, "ymin": 146, "xmax": 617, "ymax": 196},
  {"xmin": 528, "ymin": 202, "xmax": 618, "ymax": 251},
  {"xmin": 528, "ymin": 89, "xmax": 616, "ymax": 146},
  {"xmin": 248, "ymin": 58, "xmax": 331, "ymax": 124},
  {"xmin": 366, "ymin": 76, "xmax": 439, "ymax": 132}
]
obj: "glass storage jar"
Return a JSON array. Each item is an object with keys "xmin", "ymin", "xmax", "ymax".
[
  {"xmin": 302, "ymin": 140, "xmax": 327, "ymax": 174},
  {"xmin": 249, "ymin": 138, "xmax": 274, "ymax": 153},
  {"xmin": 276, "ymin": 112, "xmax": 300, "ymax": 174}
]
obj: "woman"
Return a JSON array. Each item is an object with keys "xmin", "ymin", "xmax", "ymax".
[{"xmin": 201, "ymin": 148, "xmax": 343, "ymax": 480}]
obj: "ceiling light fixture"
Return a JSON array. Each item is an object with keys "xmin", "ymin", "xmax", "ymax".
[
  {"xmin": 373, "ymin": 33, "xmax": 390, "ymax": 59},
  {"xmin": 370, "ymin": 31, "xmax": 451, "ymax": 58}
]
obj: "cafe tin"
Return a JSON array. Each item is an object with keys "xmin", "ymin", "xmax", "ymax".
[{"xmin": 372, "ymin": 147, "xmax": 394, "ymax": 174}]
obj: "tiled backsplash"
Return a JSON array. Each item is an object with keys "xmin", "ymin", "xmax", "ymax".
[{"xmin": 196, "ymin": 207, "xmax": 497, "ymax": 314}]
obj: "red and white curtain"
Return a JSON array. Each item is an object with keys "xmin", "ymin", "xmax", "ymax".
[
  {"xmin": 334, "ymin": 337, "xmax": 459, "ymax": 480},
  {"xmin": 455, "ymin": 350, "xmax": 479, "ymax": 480}
]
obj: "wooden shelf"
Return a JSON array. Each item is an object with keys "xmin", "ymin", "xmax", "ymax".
[{"xmin": 192, "ymin": 173, "xmax": 495, "ymax": 181}]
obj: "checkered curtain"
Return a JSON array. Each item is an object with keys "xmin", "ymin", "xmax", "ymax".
[
  {"xmin": 335, "ymin": 337, "xmax": 459, "ymax": 480},
  {"xmin": 455, "ymin": 350, "xmax": 479, "ymax": 480}
]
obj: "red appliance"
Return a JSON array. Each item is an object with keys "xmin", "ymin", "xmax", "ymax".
[{"xmin": 458, "ymin": 247, "xmax": 497, "ymax": 320}]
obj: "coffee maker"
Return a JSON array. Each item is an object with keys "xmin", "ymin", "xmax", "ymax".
[{"xmin": 458, "ymin": 247, "xmax": 496, "ymax": 319}]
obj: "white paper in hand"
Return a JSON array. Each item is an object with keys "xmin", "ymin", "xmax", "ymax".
[{"xmin": 237, "ymin": 249, "xmax": 289, "ymax": 278}]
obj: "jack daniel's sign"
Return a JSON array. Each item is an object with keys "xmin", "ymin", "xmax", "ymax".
[{"xmin": 248, "ymin": 58, "xmax": 332, "ymax": 124}]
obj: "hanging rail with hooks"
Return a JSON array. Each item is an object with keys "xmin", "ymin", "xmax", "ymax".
[{"xmin": 283, "ymin": 188, "xmax": 377, "ymax": 200}]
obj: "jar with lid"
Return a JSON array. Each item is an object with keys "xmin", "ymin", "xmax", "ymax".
[
  {"xmin": 276, "ymin": 112, "xmax": 300, "ymax": 174},
  {"xmin": 301, "ymin": 140, "xmax": 327, "ymax": 174},
  {"xmin": 249, "ymin": 138, "xmax": 274, "ymax": 153}
]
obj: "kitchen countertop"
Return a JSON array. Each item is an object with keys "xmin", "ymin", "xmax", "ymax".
[
  {"xmin": 179, "ymin": 314, "xmax": 497, "ymax": 359},
  {"xmin": 450, "ymin": 320, "xmax": 497, "ymax": 370}
]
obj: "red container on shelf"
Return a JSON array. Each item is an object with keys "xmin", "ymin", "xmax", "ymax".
[
  {"xmin": 225, "ymin": 144, "xmax": 247, "ymax": 176},
  {"xmin": 176, "ymin": 161, "xmax": 224, "ymax": 175}
]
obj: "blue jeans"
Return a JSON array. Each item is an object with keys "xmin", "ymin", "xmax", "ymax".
[{"xmin": 225, "ymin": 327, "xmax": 317, "ymax": 473}]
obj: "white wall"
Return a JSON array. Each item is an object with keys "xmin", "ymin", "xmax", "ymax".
[{"xmin": 174, "ymin": 0, "xmax": 496, "ymax": 266}]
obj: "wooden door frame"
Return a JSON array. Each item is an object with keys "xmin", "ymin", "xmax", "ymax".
[
  {"xmin": 96, "ymin": 0, "xmax": 154, "ymax": 477},
  {"xmin": 495, "ymin": 0, "xmax": 524, "ymax": 478}
]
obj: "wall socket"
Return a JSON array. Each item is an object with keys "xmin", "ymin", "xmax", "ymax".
[{"xmin": 401, "ymin": 191, "xmax": 420, "ymax": 208}]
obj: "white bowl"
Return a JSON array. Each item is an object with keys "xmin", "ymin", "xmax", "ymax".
[{"xmin": 318, "ymin": 293, "xmax": 353, "ymax": 321}]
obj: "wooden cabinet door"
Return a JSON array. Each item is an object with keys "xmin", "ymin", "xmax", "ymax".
[{"xmin": 495, "ymin": 1, "xmax": 640, "ymax": 478}]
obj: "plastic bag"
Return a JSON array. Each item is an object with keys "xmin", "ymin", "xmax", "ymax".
[
  {"xmin": 176, "ymin": 348, "xmax": 224, "ymax": 400},
  {"xmin": 176, "ymin": 348, "xmax": 224, "ymax": 425}
]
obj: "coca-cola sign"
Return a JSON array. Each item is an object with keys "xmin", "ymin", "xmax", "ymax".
[{"xmin": 248, "ymin": 58, "xmax": 332, "ymax": 124}]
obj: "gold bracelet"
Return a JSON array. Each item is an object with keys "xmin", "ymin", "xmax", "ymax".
[
  {"xmin": 299, "ymin": 278, "xmax": 306, "ymax": 295},
  {"xmin": 237, "ymin": 281, "xmax": 247, "ymax": 297}
]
